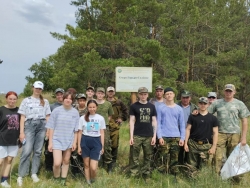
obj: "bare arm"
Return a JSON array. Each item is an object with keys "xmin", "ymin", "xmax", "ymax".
[
  {"xmin": 184, "ymin": 124, "xmax": 191, "ymax": 152},
  {"xmin": 151, "ymin": 116, "xmax": 157, "ymax": 145},
  {"xmin": 129, "ymin": 115, "xmax": 135, "ymax": 145},
  {"xmin": 72, "ymin": 131, "xmax": 78, "ymax": 151},
  {"xmin": 77, "ymin": 130, "xmax": 83, "ymax": 155},
  {"xmin": 241, "ymin": 117, "xmax": 248, "ymax": 145},
  {"xmin": 45, "ymin": 114, "xmax": 50, "ymax": 138},
  {"xmin": 19, "ymin": 115, "xmax": 26, "ymax": 142},
  {"xmin": 100, "ymin": 129, "xmax": 104, "ymax": 154},
  {"xmin": 48, "ymin": 129, "xmax": 54, "ymax": 152},
  {"xmin": 209, "ymin": 126, "xmax": 218, "ymax": 154}
]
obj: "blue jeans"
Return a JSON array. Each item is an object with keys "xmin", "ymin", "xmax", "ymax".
[{"xmin": 18, "ymin": 119, "xmax": 46, "ymax": 177}]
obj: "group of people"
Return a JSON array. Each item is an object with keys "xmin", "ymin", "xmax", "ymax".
[
  {"xmin": 128, "ymin": 84, "xmax": 249, "ymax": 183},
  {"xmin": 0, "ymin": 81, "xmax": 249, "ymax": 187},
  {"xmin": 0, "ymin": 81, "xmax": 128, "ymax": 187}
]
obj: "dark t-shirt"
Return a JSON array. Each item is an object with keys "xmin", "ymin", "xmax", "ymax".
[
  {"xmin": 187, "ymin": 113, "xmax": 219, "ymax": 143},
  {"xmin": 129, "ymin": 102, "xmax": 157, "ymax": 137},
  {"xmin": 50, "ymin": 102, "xmax": 62, "ymax": 112},
  {"xmin": 0, "ymin": 106, "xmax": 20, "ymax": 146}
]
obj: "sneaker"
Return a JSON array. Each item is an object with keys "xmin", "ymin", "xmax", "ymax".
[
  {"xmin": 1, "ymin": 180, "xmax": 11, "ymax": 188},
  {"xmin": 31, "ymin": 174, "xmax": 40, "ymax": 183},
  {"xmin": 17, "ymin": 177, "xmax": 23, "ymax": 187}
]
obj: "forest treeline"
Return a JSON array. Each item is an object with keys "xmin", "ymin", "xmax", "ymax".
[{"xmin": 23, "ymin": 0, "xmax": 250, "ymax": 107}]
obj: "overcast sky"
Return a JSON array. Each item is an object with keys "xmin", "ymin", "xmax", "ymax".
[{"xmin": 0, "ymin": 0, "xmax": 77, "ymax": 94}]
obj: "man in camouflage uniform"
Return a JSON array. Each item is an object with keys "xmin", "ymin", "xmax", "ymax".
[
  {"xmin": 106, "ymin": 86, "xmax": 128, "ymax": 166},
  {"xmin": 156, "ymin": 87, "xmax": 185, "ymax": 174},
  {"xmin": 177, "ymin": 90, "xmax": 197, "ymax": 164},
  {"xmin": 208, "ymin": 84, "xmax": 250, "ymax": 174},
  {"xmin": 129, "ymin": 87, "xmax": 157, "ymax": 182},
  {"xmin": 184, "ymin": 97, "xmax": 219, "ymax": 170},
  {"xmin": 96, "ymin": 87, "xmax": 114, "ymax": 173}
]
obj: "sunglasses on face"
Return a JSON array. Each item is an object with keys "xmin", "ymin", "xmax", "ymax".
[
  {"xmin": 208, "ymin": 97, "xmax": 216, "ymax": 99},
  {"xmin": 225, "ymin": 90, "xmax": 233, "ymax": 92}
]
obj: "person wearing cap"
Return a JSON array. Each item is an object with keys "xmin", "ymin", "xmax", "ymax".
[
  {"xmin": 177, "ymin": 90, "xmax": 197, "ymax": 164},
  {"xmin": 208, "ymin": 84, "xmax": 250, "ymax": 174},
  {"xmin": 129, "ymin": 87, "xmax": 157, "ymax": 182},
  {"xmin": 156, "ymin": 87, "xmax": 185, "ymax": 175},
  {"xmin": 17, "ymin": 81, "xmax": 51, "ymax": 186},
  {"xmin": 50, "ymin": 88, "xmax": 65, "ymax": 112},
  {"xmin": 75, "ymin": 94, "xmax": 87, "ymax": 116},
  {"xmin": 44, "ymin": 88, "xmax": 65, "ymax": 172},
  {"xmin": 86, "ymin": 86, "xmax": 95, "ymax": 101},
  {"xmin": 149, "ymin": 85, "xmax": 166, "ymax": 109},
  {"xmin": 106, "ymin": 86, "xmax": 128, "ymax": 166},
  {"xmin": 95, "ymin": 87, "xmax": 114, "ymax": 173},
  {"xmin": 184, "ymin": 97, "xmax": 219, "ymax": 170},
  {"xmin": 207, "ymin": 92, "xmax": 217, "ymax": 106}
]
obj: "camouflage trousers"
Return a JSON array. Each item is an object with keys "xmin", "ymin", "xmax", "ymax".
[
  {"xmin": 215, "ymin": 133, "xmax": 240, "ymax": 173},
  {"xmin": 129, "ymin": 136, "xmax": 153, "ymax": 177},
  {"xmin": 110, "ymin": 129, "xmax": 119, "ymax": 163},
  {"xmin": 155, "ymin": 137, "xmax": 180, "ymax": 174},
  {"xmin": 101, "ymin": 126, "xmax": 113, "ymax": 164},
  {"xmin": 187, "ymin": 139, "xmax": 213, "ymax": 169}
]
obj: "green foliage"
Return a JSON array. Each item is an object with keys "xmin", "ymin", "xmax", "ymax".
[{"xmin": 23, "ymin": 0, "xmax": 250, "ymax": 107}]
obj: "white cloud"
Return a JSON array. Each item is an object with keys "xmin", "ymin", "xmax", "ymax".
[{"xmin": 0, "ymin": 0, "xmax": 77, "ymax": 94}]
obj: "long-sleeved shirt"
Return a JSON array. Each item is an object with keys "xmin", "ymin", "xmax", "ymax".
[{"xmin": 157, "ymin": 103, "xmax": 185, "ymax": 141}]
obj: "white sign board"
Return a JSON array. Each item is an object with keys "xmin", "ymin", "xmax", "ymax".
[{"xmin": 115, "ymin": 67, "xmax": 152, "ymax": 92}]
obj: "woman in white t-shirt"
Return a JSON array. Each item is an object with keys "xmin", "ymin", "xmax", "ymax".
[
  {"xmin": 78, "ymin": 100, "xmax": 105, "ymax": 185},
  {"xmin": 17, "ymin": 81, "xmax": 51, "ymax": 186}
]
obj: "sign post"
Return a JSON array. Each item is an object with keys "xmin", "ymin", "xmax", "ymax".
[{"xmin": 115, "ymin": 67, "xmax": 152, "ymax": 104}]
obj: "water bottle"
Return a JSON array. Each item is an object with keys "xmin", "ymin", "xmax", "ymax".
[{"xmin": 22, "ymin": 138, "xmax": 26, "ymax": 145}]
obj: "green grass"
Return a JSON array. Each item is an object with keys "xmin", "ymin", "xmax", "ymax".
[
  {"xmin": 6, "ymin": 124, "xmax": 250, "ymax": 188},
  {"xmin": 1, "ymin": 94, "xmax": 250, "ymax": 187}
]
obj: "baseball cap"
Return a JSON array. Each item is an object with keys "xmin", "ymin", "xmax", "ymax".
[
  {"xmin": 76, "ymin": 93, "xmax": 86, "ymax": 99},
  {"xmin": 224, "ymin": 84, "xmax": 235, "ymax": 91},
  {"xmin": 181, "ymin": 90, "xmax": 191, "ymax": 97},
  {"xmin": 164, "ymin": 87, "xmax": 174, "ymax": 94},
  {"xmin": 207, "ymin": 92, "xmax": 217, "ymax": 98},
  {"xmin": 33, "ymin": 81, "xmax": 44, "ymax": 90},
  {"xmin": 155, "ymin": 85, "xmax": 164, "ymax": 90},
  {"xmin": 138, "ymin": 87, "xmax": 148, "ymax": 93},
  {"xmin": 199, "ymin": 97, "xmax": 208, "ymax": 104},
  {"xmin": 107, "ymin": 86, "xmax": 115, "ymax": 92},
  {"xmin": 86, "ymin": 86, "xmax": 95, "ymax": 91},
  {"xmin": 55, "ymin": 88, "xmax": 65, "ymax": 94},
  {"xmin": 96, "ymin": 87, "xmax": 105, "ymax": 93}
]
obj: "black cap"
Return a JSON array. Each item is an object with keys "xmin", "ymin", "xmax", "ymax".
[{"xmin": 164, "ymin": 87, "xmax": 174, "ymax": 94}]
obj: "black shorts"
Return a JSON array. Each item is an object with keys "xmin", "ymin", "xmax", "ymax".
[{"xmin": 81, "ymin": 135, "xmax": 102, "ymax": 161}]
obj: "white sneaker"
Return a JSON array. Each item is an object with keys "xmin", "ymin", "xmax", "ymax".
[
  {"xmin": 17, "ymin": 177, "xmax": 23, "ymax": 187},
  {"xmin": 31, "ymin": 174, "xmax": 40, "ymax": 183},
  {"xmin": 1, "ymin": 180, "xmax": 11, "ymax": 188}
]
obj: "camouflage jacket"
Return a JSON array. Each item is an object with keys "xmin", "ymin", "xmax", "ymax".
[{"xmin": 107, "ymin": 97, "xmax": 128, "ymax": 130}]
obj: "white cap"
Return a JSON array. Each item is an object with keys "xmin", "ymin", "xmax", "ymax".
[
  {"xmin": 107, "ymin": 86, "xmax": 115, "ymax": 92},
  {"xmin": 33, "ymin": 81, "xmax": 44, "ymax": 90}
]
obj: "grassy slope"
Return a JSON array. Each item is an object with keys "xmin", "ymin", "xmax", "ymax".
[{"xmin": 0, "ymin": 94, "xmax": 249, "ymax": 187}]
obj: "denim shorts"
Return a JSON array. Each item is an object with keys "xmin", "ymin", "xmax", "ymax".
[{"xmin": 81, "ymin": 135, "xmax": 102, "ymax": 161}]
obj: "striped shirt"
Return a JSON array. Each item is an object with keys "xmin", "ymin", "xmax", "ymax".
[{"xmin": 45, "ymin": 106, "xmax": 79, "ymax": 150}]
